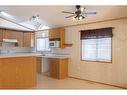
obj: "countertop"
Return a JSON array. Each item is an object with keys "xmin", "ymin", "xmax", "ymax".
[{"xmin": 0, "ymin": 53, "xmax": 69, "ymax": 59}]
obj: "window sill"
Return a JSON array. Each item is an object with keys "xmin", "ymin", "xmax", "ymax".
[{"xmin": 81, "ymin": 60, "xmax": 112, "ymax": 63}]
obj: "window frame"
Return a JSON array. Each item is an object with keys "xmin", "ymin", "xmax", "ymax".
[{"xmin": 81, "ymin": 37, "xmax": 112, "ymax": 63}]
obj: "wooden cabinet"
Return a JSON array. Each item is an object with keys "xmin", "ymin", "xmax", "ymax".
[
  {"xmin": 36, "ymin": 57, "xmax": 42, "ymax": 73},
  {"xmin": 2, "ymin": 29, "xmax": 24, "ymax": 47},
  {"xmin": 49, "ymin": 58, "xmax": 68, "ymax": 79},
  {"xmin": 49, "ymin": 28, "xmax": 60, "ymax": 39},
  {"xmin": 0, "ymin": 28, "xmax": 35, "ymax": 47},
  {"xmin": 49, "ymin": 28, "xmax": 65, "ymax": 48},
  {"xmin": 0, "ymin": 57, "xmax": 37, "ymax": 89},
  {"xmin": 3, "ymin": 29, "xmax": 17, "ymax": 39},
  {"xmin": 16, "ymin": 32, "xmax": 24, "ymax": 47},
  {"xmin": 0, "ymin": 29, "xmax": 3, "ymax": 42},
  {"xmin": 23, "ymin": 32, "xmax": 35, "ymax": 47},
  {"xmin": 0, "ymin": 29, "xmax": 3, "ymax": 46}
]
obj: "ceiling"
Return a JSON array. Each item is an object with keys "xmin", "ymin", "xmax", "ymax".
[{"xmin": 0, "ymin": 6, "xmax": 127, "ymax": 31}]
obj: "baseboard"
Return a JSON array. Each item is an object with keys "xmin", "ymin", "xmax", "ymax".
[{"xmin": 68, "ymin": 76, "xmax": 127, "ymax": 89}]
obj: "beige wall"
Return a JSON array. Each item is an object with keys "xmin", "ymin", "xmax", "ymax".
[{"xmin": 64, "ymin": 18, "xmax": 127, "ymax": 88}]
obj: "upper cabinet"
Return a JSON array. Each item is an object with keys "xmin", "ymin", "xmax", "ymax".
[
  {"xmin": 49, "ymin": 28, "xmax": 65, "ymax": 48},
  {"xmin": 23, "ymin": 32, "xmax": 35, "ymax": 47},
  {"xmin": 3, "ymin": 29, "xmax": 24, "ymax": 47},
  {"xmin": 0, "ymin": 29, "xmax": 3, "ymax": 42},
  {"xmin": 0, "ymin": 29, "xmax": 3, "ymax": 46},
  {"xmin": 0, "ymin": 28, "xmax": 35, "ymax": 47}
]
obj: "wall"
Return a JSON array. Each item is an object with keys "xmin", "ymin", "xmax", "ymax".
[{"xmin": 53, "ymin": 18, "xmax": 127, "ymax": 88}]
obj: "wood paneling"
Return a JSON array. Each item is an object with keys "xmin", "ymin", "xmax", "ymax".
[
  {"xmin": 0, "ymin": 57, "xmax": 37, "ymax": 89},
  {"xmin": 49, "ymin": 58, "xmax": 68, "ymax": 79}
]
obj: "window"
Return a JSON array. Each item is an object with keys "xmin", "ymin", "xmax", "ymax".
[
  {"xmin": 36, "ymin": 31, "xmax": 50, "ymax": 51},
  {"xmin": 80, "ymin": 27, "xmax": 113, "ymax": 62},
  {"xmin": 82, "ymin": 38, "xmax": 111, "ymax": 62}
]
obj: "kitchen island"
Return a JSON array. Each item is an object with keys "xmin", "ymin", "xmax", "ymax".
[
  {"xmin": 0, "ymin": 53, "xmax": 69, "ymax": 89},
  {"xmin": 0, "ymin": 54, "xmax": 37, "ymax": 89}
]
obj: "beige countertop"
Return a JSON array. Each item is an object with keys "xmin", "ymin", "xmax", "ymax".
[
  {"xmin": 0, "ymin": 53, "xmax": 69, "ymax": 59},
  {"xmin": 0, "ymin": 53, "xmax": 40, "ymax": 58},
  {"xmin": 38, "ymin": 55, "xmax": 69, "ymax": 59}
]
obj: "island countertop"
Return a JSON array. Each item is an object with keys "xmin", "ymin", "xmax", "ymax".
[{"xmin": 0, "ymin": 53, "xmax": 69, "ymax": 59}]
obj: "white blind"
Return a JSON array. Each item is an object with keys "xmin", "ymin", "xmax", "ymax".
[{"xmin": 82, "ymin": 38, "xmax": 111, "ymax": 62}]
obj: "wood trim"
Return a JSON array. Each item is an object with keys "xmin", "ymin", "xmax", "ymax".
[{"xmin": 69, "ymin": 76, "xmax": 127, "ymax": 89}]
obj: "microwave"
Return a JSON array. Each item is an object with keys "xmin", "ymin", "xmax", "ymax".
[{"xmin": 49, "ymin": 41, "xmax": 60, "ymax": 48}]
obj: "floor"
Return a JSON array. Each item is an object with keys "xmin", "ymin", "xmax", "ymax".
[{"xmin": 36, "ymin": 74, "xmax": 122, "ymax": 89}]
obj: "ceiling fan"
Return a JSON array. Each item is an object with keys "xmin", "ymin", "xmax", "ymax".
[{"xmin": 62, "ymin": 5, "xmax": 97, "ymax": 20}]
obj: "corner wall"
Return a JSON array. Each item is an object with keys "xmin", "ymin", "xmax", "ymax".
[{"xmin": 63, "ymin": 18, "xmax": 127, "ymax": 88}]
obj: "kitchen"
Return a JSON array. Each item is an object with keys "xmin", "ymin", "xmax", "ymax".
[{"xmin": 0, "ymin": 5, "xmax": 127, "ymax": 89}]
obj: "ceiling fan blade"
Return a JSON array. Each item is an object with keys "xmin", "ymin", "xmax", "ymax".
[
  {"xmin": 62, "ymin": 11, "xmax": 75, "ymax": 14},
  {"xmin": 65, "ymin": 15, "xmax": 75, "ymax": 18},
  {"xmin": 84, "ymin": 12, "xmax": 97, "ymax": 16}
]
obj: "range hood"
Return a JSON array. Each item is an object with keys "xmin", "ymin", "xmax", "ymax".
[{"xmin": 3, "ymin": 39, "xmax": 18, "ymax": 43}]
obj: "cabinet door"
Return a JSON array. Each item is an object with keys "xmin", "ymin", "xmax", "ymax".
[
  {"xmin": 49, "ymin": 28, "xmax": 60, "ymax": 40},
  {"xmin": 31, "ymin": 32, "xmax": 35, "ymax": 47},
  {"xmin": 0, "ymin": 29, "xmax": 3, "ymax": 46},
  {"xmin": 37, "ymin": 57, "xmax": 42, "ymax": 73},
  {"xmin": 50, "ymin": 59, "xmax": 59, "ymax": 79},
  {"xmin": 3, "ymin": 29, "xmax": 17, "ymax": 39},
  {"xmin": 0, "ymin": 29, "xmax": 3, "ymax": 41},
  {"xmin": 3, "ymin": 29, "xmax": 24, "ymax": 47},
  {"xmin": 23, "ymin": 32, "xmax": 31, "ymax": 47},
  {"xmin": 16, "ymin": 32, "xmax": 23, "ymax": 47},
  {"xmin": 0, "ymin": 57, "xmax": 36, "ymax": 89},
  {"xmin": 23, "ymin": 32, "xmax": 35, "ymax": 47}
]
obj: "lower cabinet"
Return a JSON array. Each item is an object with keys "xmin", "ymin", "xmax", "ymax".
[
  {"xmin": 0, "ymin": 57, "xmax": 37, "ymax": 89},
  {"xmin": 36, "ymin": 57, "xmax": 42, "ymax": 73},
  {"xmin": 49, "ymin": 58, "xmax": 68, "ymax": 79}
]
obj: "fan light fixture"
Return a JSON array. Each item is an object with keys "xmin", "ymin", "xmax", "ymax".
[
  {"xmin": 73, "ymin": 15, "xmax": 85, "ymax": 20},
  {"xmin": 62, "ymin": 5, "xmax": 97, "ymax": 20}
]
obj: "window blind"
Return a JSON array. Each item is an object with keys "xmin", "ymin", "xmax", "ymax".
[{"xmin": 80, "ymin": 27, "xmax": 113, "ymax": 39}]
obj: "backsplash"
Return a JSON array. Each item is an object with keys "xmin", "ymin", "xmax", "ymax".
[
  {"xmin": 50, "ymin": 48, "xmax": 70, "ymax": 55},
  {"xmin": 0, "ymin": 47, "xmax": 35, "ymax": 54}
]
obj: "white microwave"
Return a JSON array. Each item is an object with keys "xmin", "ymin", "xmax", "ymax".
[{"xmin": 49, "ymin": 41, "xmax": 60, "ymax": 48}]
